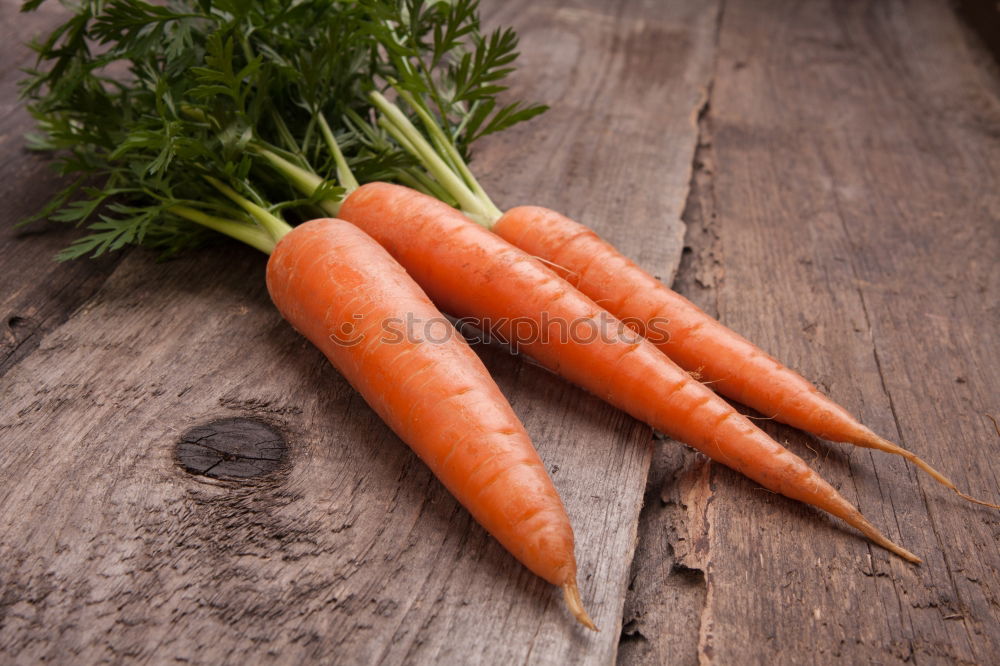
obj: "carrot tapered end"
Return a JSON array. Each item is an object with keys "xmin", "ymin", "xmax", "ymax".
[
  {"xmin": 562, "ymin": 580, "xmax": 598, "ymax": 631},
  {"xmin": 953, "ymin": 489, "xmax": 1000, "ymax": 510},
  {"xmin": 858, "ymin": 433, "xmax": 1000, "ymax": 510},
  {"xmin": 851, "ymin": 514, "xmax": 922, "ymax": 564},
  {"xmin": 873, "ymin": 534, "xmax": 922, "ymax": 565}
]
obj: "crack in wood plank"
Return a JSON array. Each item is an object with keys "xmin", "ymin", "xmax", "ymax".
[{"xmin": 677, "ymin": 0, "xmax": 1000, "ymax": 662}]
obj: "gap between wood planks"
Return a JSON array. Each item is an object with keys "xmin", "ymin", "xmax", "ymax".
[
  {"xmin": 620, "ymin": 1, "xmax": 1000, "ymax": 664},
  {"xmin": 617, "ymin": 2, "xmax": 726, "ymax": 663},
  {"xmin": 8, "ymin": 1, "xmax": 996, "ymax": 662},
  {"xmin": 625, "ymin": 0, "xmax": 1000, "ymax": 663}
]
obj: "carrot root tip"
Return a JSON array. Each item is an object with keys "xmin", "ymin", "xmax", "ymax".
[
  {"xmin": 852, "ymin": 515, "xmax": 921, "ymax": 564},
  {"xmin": 562, "ymin": 580, "xmax": 598, "ymax": 631},
  {"xmin": 953, "ymin": 490, "xmax": 1000, "ymax": 511},
  {"xmin": 859, "ymin": 433, "xmax": 1000, "ymax": 510},
  {"xmin": 887, "ymin": 543, "xmax": 922, "ymax": 565}
]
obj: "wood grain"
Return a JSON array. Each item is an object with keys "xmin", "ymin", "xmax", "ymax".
[
  {"xmin": 0, "ymin": 1, "xmax": 124, "ymax": 377},
  {"xmin": 476, "ymin": 0, "xmax": 718, "ymax": 284},
  {"xmin": 0, "ymin": 245, "xmax": 629, "ymax": 664},
  {"xmin": 0, "ymin": 0, "xmax": 703, "ymax": 663},
  {"xmin": 620, "ymin": 0, "xmax": 1000, "ymax": 663},
  {"xmin": 7, "ymin": 0, "xmax": 996, "ymax": 663}
]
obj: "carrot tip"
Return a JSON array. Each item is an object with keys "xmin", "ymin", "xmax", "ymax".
[
  {"xmin": 887, "ymin": 543, "xmax": 922, "ymax": 565},
  {"xmin": 859, "ymin": 433, "xmax": 1000, "ymax": 510},
  {"xmin": 953, "ymin": 490, "xmax": 1000, "ymax": 510},
  {"xmin": 868, "ymin": 529, "xmax": 922, "ymax": 564},
  {"xmin": 562, "ymin": 580, "xmax": 598, "ymax": 631},
  {"xmin": 852, "ymin": 515, "xmax": 922, "ymax": 564}
]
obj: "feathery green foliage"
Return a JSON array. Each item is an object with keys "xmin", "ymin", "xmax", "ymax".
[{"xmin": 19, "ymin": 0, "xmax": 545, "ymax": 259}]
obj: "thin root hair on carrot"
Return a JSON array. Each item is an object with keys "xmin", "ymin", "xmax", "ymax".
[
  {"xmin": 804, "ymin": 440, "xmax": 820, "ymax": 463},
  {"xmin": 531, "ymin": 254, "xmax": 579, "ymax": 280},
  {"xmin": 987, "ymin": 413, "xmax": 1000, "ymax": 438}
]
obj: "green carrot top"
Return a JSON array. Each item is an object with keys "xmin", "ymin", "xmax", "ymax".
[{"xmin": 19, "ymin": 0, "xmax": 546, "ymax": 259}]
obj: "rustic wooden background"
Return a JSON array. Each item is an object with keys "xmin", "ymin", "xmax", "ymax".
[{"xmin": 1, "ymin": 0, "xmax": 998, "ymax": 663}]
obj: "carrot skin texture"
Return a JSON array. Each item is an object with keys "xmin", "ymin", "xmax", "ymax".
[
  {"xmin": 266, "ymin": 218, "xmax": 580, "ymax": 588},
  {"xmin": 496, "ymin": 205, "xmax": 866, "ymax": 442},
  {"xmin": 338, "ymin": 184, "xmax": 917, "ymax": 561},
  {"xmin": 495, "ymin": 206, "xmax": 998, "ymax": 510}
]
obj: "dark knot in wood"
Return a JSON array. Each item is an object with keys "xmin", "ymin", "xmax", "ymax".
[{"xmin": 176, "ymin": 418, "xmax": 287, "ymax": 479}]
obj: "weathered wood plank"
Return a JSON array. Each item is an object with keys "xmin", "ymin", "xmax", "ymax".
[
  {"xmin": 636, "ymin": 0, "xmax": 1000, "ymax": 663},
  {"xmin": 0, "ymin": 245, "xmax": 645, "ymax": 665},
  {"xmin": 476, "ymin": 1, "xmax": 721, "ymax": 657},
  {"xmin": 617, "ymin": 99, "xmax": 720, "ymax": 665},
  {"xmin": 0, "ymin": 0, "xmax": 705, "ymax": 663},
  {"xmin": 0, "ymin": 1, "xmax": 123, "ymax": 378},
  {"xmin": 477, "ymin": 0, "xmax": 711, "ymax": 284}
]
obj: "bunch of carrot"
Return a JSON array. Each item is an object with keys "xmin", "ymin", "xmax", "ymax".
[
  {"xmin": 20, "ymin": 0, "xmax": 996, "ymax": 632},
  {"xmin": 19, "ymin": 0, "xmax": 594, "ymax": 629},
  {"xmin": 357, "ymin": 88, "xmax": 1000, "ymax": 513}
]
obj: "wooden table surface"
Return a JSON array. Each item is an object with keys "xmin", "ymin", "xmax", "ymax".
[{"xmin": 1, "ymin": 0, "xmax": 998, "ymax": 664}]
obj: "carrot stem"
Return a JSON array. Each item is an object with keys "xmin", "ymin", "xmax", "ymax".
[
  {"xmin": 393, "ymin": 86, "xmax": 495, "ymax": 211},
  {"xmin": 254, "ymin": 149, "xmax": 341, "ymax": 217},
  {"xmin": 167, "ymin": 205, "xmax": 275, "ymax": 254},
  {"xmin": 394, "ymin": 170, "xmax": 433, "ymax": 196},
  {"xmin": 271, "ymin": 110, "xmax": 306, "ymax": 157},
  {"xmin": 396, "ymin": 168, "xmax": 453, "ymax": 203},
  {"xmin": 370, "ymin": 91, "xmax": 498, "ymax": 226},
  {"xmin": 204, "ymin": 176, "xmax": 293, "ymax": 241},
  {"xmin": 317, "ymin": 114, "xmax": 359, "ymax": 192},
  {"xmin": 378, "ymin": 116, "xmax": 424, "ymax": 168},
  {"xmin": 393, "ymin": 89, "xmax": 467, "ymax": 188}
]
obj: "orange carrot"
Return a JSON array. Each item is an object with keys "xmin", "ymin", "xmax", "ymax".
[
  {"xmin": 337, "ymin": 183, "xmax": 921, "ymax": 562},
  {"xmin": 267, "ymin": 218, "xmax": 594, "ymax": 629},
  {"xmin": 366, "ymin": 89, "xmax": 996, "ymax": 510},
  {"xmin": 495, "ymin": 206, "xmax": 999, "ymax": 510}
]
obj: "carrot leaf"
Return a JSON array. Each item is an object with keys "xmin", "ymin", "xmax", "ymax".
[{"xmin": 18, "ymin": 0, "xmax": 545, "ymax": 257}]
